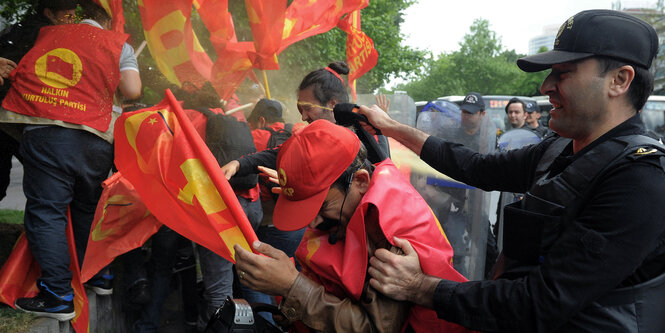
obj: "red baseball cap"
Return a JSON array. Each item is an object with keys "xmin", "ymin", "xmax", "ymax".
[{"xmin": 273, "ymin": 120, "xmax": 360, "ymax": 231}]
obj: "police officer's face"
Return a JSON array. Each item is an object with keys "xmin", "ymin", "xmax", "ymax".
[
  {"xmin": 297, "ymin": 86, "xmax": 335, "ymax": 124},
  {"xmin": 461, "ymin": 109, "xmax": 484, "ymax": 135},
  {"xmin": 540, "ymin": 58, "xmax": 608, "ymax": 140},
  {"xmin": 506, "ymin": 104, "xmax": 526, "ymax": 128},
  {"xmin": 526, "ymin": 111, "xmax": 541, "ymax": 126}
]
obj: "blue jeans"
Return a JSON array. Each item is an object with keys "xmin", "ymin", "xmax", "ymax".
[
  {"xmin": 197, "ymin": 195, "xmax": 263, "ymax": 330},
  {"xmin": 21, "ymin": 126, "xmax": 113, "ymax": 296}
]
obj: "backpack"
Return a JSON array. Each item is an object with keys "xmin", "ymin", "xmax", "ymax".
[
  {"xmin": 265, "ymin": 123, "xmax": 293, "ymax": 149},
  {"xmin": 198, "ymin": 108, "xmax": 258, "ymax": 190}
]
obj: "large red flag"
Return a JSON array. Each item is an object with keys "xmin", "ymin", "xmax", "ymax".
[
  {"xmin": 0, "ymin": 216, "xmax": 90, "ymax": 332},
  {"xmin": 337, "ymin": 10, "xmax": 378, "ymax": 101},
  {"xmin": 80, "ymin": 172, "xmax": 162, "ymax": 282},
  {"xmin": 280, "ymin": 0, "xmax": 368, "ymax": 52},
  {"xmin": 113, "ymin": 90, "xmax": 258, "ymax": 262},
  {"xmin": 138, "ymin": 0, "xmax": 212, "ymax": 88}
]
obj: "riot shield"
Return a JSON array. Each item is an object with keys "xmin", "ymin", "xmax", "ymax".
[
  {"xmin": 356, "ymin": 92, "xmax": 417, "ymax": 127},
  {"xmin": 395, "ymin": 106, "xmax": 497, "ymax": 280},
  {"xmin": 495, "ymin": 129, "xmax": 543, "ymax": 251}
]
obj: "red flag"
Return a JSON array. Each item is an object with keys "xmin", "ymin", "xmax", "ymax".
[
  {"xmin": 338, "ymin": 10, "xmax": 378, "ymax": 101},
  {"xmin": 93, "ymin": 0, "xmax": 125, "ymax": 33},
  {"xmin": 0, "ymin": 216, "xmax": 90, "ymax": 333},
  {"xmin": 113, "ymin": 90, "xmax": 258, "ymax": 262},
  {"xmin": 194, "ymin": 0, "xmax": 257, "ymax": 100},
  {"xmin": 296, "ymin": 160, "xmax": 470, "ymax": 333},
  {"xmin": 138, "ymin": 0, "xmax": 212, "ymax": 87},
  {"xmin": 245, "ymin": 0, "xmax": 286, "ymax": 70},
  {"xmin": 280, "ymin": 0, "xmax": 368, "ymax": 52},
  {"xmin": 81, "ymin": 172, "xmax": 162, "ymax": 282}
]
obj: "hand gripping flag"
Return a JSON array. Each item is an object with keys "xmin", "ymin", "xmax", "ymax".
[
  {"xmin": 0, "ymin": 212, "xmax": 90, "ymax": 333},
  {"xmin": 113, "ymin": 89, "xmax": 258, "ymax": 262},
  {"xmin": 80, "ymin": 172, "xmax": 162, "ymax": 282}
]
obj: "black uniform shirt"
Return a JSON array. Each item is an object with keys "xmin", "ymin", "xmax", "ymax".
[{"xmin": 420, "ymin": 114, "xmax": 665, "ymax": 332}]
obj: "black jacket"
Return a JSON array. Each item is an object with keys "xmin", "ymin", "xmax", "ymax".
[{"xmin": 422, "ymin": 114, "xmax": 665, "ymax": 332}]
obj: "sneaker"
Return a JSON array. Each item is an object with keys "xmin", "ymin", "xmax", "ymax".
[
  {"xmin": 15, "ymin": 288, "xmax": 75, "ymax": 321},
  {"xmin": 85, "ymin": 273, "xmax": 114, "ymax": 296}
]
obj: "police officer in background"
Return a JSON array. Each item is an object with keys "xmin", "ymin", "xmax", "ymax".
[
  {"xmin": 362, "ymin": 10, "xmax": 665, "ymax": 332},
  {"xmin": 525, "ymin": 100, "xmax": 551, "ymax": 138}
]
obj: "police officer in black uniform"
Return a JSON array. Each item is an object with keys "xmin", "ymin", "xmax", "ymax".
[{"xmin": 362, "ymin": 10, "xmax": 665, "ymax": 333}]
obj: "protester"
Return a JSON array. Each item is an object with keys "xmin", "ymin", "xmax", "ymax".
[
  {"xmin": 0, "ymin": 0, "xmax": 78, "ymax": 202},
  {"xmin": 504, "ymin": 97, "xmax": 527, "ymax": 129},
  {"xmin": 525, "ymin": 100, "xmax": 550, "ymax": 138},
  {"xmin": 221, "ymin": 61, "xmax": 390, "ymax": 182},
  {"xmin": 362, "ymin": 10, "xmax": 665, "ymax": 332},
  {"xmin": 234, "ymin": 120, "xmax": 466, "ymax": 332},
  {"xmin": 0, "ymin": 1, "xmax": 141, "ymax": 320}
]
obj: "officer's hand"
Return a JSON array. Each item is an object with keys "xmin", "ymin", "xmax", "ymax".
[
  {"xmin": 358, "ymin": 104, "xmax": 398, "ymax": 136},
  {"xmin": 234, "ymin": 241, "xmax": 299, "ymax": 296},
  {"xmin": 369, "ymin": 237, "xmax": 426, "ymax": 302},
  {"xmin": 221, "ymin": 160, "xmax": 240, "ymax": 180}
]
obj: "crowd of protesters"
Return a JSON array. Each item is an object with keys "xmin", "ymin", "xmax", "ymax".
[{"xmin": 1, "ymin": 2, "xmax": 665, "ymax": 333}]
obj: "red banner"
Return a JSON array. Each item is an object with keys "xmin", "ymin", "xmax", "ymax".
[
  {"xmin": 280, "ymin": 0, "xmax": 368, "ymax": 52},
  {"xmin": 338, "ymin": 10, "xmax": 378, "ymax": 101},
  {"xmin": 80, "ymin": 172, "xmax": 162, "ymax": 282},
  {"xmin": 139, "ymin": 0, "xmax": 212, "ymax": 88},
  {"xmin": 113, "ymin": 90, "xmax": 258, "ymax": 262}
]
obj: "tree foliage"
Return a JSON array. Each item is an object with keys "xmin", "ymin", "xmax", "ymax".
[{"xmin": 399, "ymin": 18, "xmax": 547, "ymax": 101}]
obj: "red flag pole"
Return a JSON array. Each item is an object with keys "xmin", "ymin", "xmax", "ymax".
[{"xmin": 164, "ymin": 89, "xmax": 260, "ymax": 253}]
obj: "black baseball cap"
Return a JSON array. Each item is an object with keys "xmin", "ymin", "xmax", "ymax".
[
  {"xmin": 460, "ymin": 92, "xmax": 485, "ymax": 113},
  {"xmin": 517, "ymin": 10, "xmax": 658, "ymax": 72},
  {"xmin": 247, "ymin": 98, "xmax": 283, "ymax": 123},
  {"xmin": 525, "ymin": 101, "xmax": 539, "ymax": 113}
]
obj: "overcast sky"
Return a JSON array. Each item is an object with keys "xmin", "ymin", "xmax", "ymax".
[{"xmin": 400, "ymin": 0, "xmax": 657, "ymax": 55}]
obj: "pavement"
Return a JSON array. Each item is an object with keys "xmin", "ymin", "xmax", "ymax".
[{"xmin": 0, "ymin": 157, "xmax": 25, "ymax": 210}]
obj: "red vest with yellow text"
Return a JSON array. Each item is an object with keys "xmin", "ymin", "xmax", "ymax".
[
  {"xmin": 2, "ymin": 23, "xmax": 127, "ymax": 132},
  {"xmin": 295, "ymin": 160, "xmax": 471, "ymax": 333}
]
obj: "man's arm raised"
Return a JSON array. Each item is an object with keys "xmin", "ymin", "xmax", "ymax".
[{"xmin": 358, "ymin": 105, "xmax": 430, "ymax": 156}]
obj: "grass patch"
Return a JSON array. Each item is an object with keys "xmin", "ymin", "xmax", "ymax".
[
  {"xmin": 0, "ymin": 305, "xmax": 34, "ymax": 333},
  {"xmin": 0, "ymin": 210, "xmax": 23, "ymax": 225}
]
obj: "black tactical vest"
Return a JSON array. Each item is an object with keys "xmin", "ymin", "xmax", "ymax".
[{"xmin": 499, "ymin": 135, "xmax": 665, "ymax": 332}]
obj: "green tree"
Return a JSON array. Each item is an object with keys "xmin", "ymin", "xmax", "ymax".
[{"xmin": 400, "ymin": 18, "xmax": 548, "ymax": 101}]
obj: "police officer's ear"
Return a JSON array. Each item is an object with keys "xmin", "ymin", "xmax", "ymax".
[
  {"xmin": 608, "ymin": 65, "xmax": 635, "ymax": 98},
  {"xmin": 352, "ymin": 169, "xmax": 370, "ymax": 195}
]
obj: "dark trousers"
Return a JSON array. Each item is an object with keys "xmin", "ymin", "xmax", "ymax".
[{"xmin": 21, "ymin": 126, "xmax": 113, "ymax": 295}]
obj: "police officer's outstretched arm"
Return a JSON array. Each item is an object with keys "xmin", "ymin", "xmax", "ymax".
[{"xmin": 358, "ymin": 105, "xmax": 430, "ymax": 155}]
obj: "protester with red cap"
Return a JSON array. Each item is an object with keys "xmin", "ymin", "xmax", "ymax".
[{"xmin": 234, "ymin": 120, "xmax": 467, "ymax": 332}]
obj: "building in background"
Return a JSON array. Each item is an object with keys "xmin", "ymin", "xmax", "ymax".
[{"xmin": 527, "ymin": 25, "xmax": 558, "ymax": 55}]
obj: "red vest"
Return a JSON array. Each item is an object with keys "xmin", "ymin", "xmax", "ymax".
[
  {"xmin": 295, "ymin": 160, "xmax": 470, "ymax": 333},
  {"xmin": 2, "ymin": 24, "xmax": 127, "ymax": 132}
]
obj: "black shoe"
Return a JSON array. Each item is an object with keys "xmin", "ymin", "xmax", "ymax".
[
  {"xmin": 85, "ymin": 273, "xmax": 114, "ymax": 296},
  {"xmin": 15, "ymin": 289, "xmax": 75, "ymax": 321},
  {"xmin": 128, "ymin": 280, "xmax": 151, "ymax": 304}
]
